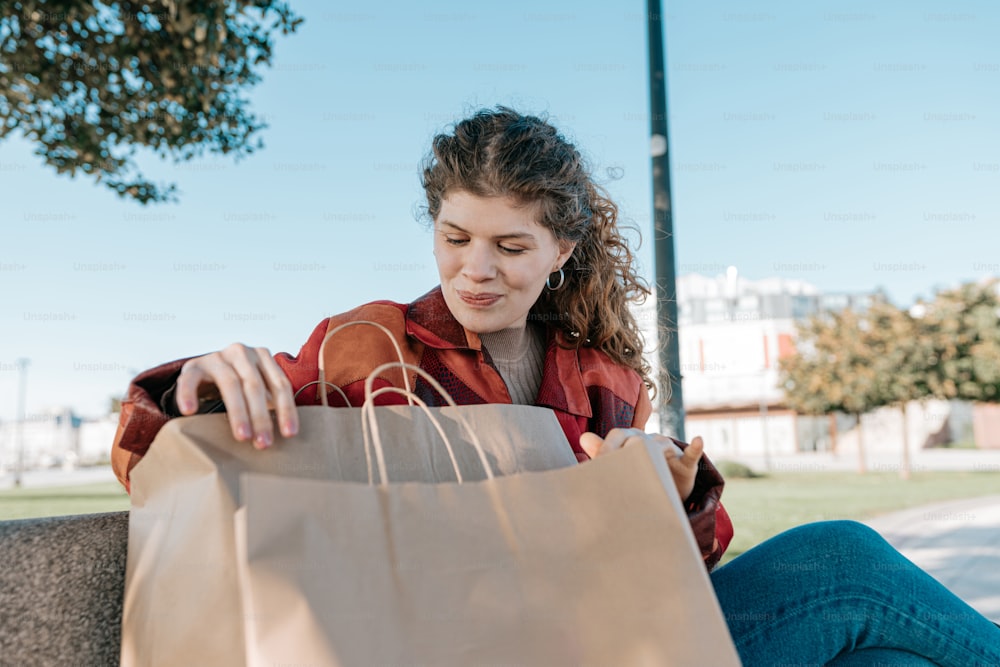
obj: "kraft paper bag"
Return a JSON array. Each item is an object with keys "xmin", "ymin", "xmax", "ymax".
[
  {"xmin": 121, "ymin": 403, "xmax": 577, "ymax": 666},
  {"xmin": 235, "ymin": 441, "xmax": 741, "ymax": 666}
]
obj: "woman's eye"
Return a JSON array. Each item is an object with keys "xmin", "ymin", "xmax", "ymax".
[
  {"xmin": 499, "ymin": 245, "xmax": 526, "ymax": 255},
  {"xmin": 445, "ymin": 237, "xmax": 468, "ymax": 246}
]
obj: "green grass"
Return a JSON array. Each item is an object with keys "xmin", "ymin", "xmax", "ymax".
[
  {"xmin": 0, "ymin": 482, "xmax": 130, "ymax": 521},
  {"xmin": 721, "ymin": 471, "xmax": 1000, "ymax": 564}
]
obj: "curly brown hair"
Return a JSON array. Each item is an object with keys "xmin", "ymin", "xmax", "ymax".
[{"xmin": 420, "ymin": 107, "xmax": 654, "ymax": 391}]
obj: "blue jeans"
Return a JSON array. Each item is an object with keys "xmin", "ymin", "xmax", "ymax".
[{"xmin": 710, "ymin": 521, "xmax": 1000, "ymax": 666}]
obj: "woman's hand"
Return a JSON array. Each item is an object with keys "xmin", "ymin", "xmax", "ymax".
[
  {"xmin": 579, "ymin": 428, "xmax": 704, "ymax": 503},
  {"xmin": 174, "ymin": 343, "xmax": 299, "ymax": 449}
]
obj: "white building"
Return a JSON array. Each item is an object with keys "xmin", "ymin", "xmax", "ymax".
[
  {"xmin": 640, "ymin": 270, "xmax": 975, "ymax": 470},
  {"xmin": 0, "ymin": 408, "xmax": 118, "ymax": 472}
]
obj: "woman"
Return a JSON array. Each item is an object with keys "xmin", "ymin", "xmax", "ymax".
[{"xmin": 112, "ymin": 107, "xmax": 1000, "ymax": 665}]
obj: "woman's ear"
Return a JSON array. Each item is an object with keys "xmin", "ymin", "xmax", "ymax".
[{"xmin": 556, "ymin": 240, "xmax": 577, "ymax": 269}]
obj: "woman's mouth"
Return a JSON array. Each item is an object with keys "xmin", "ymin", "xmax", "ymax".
[{"xmin": 458, "ymin": 291, "xmax": 502, "ymax": 307}]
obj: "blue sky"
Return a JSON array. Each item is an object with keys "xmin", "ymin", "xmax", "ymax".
[{"xmin": 2, "ymin": 0, "xmax": 998, "ymax": 420}]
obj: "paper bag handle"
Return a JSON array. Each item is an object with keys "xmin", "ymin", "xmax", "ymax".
[
  {"xmin": 293, "ymin": 380, "xmax": 350, "ymax": 406},
  {"xmin": 361, "ymin": 361, "xmax": 495, "ymax": 486},
  {"xmin": 294, "ymin": 320, "xmax": 414, "ymax": 407},
  {"xmin": 364, "ymin": 386, "xmax": 463, "ymax": 485}
]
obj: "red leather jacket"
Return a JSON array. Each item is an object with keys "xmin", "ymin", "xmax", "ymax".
[{"xmin": 112, "ymin": 287, "xmax": 734, "ymax": 568}]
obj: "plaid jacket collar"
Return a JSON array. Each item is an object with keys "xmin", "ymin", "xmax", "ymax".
[{"xmin": 404, "ymin": 286, "xmax": 592, "ymax": 418}]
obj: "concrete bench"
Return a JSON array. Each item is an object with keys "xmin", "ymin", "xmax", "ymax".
[{"xmin": 0, "ymin": 511, "xmax": 128, "ymax": 666}]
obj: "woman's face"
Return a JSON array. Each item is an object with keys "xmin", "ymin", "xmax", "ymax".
[{"xmin": 434, "ymin": 190, "xmax": 575, "ymax": 334}]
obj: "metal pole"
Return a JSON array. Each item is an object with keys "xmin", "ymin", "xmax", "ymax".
[
  {"xmin": 14, "ymin": 357, "xmax": 29, "ymax": 488},
  {"xmin": 647, "ymin": 0, "xmax": 685, "ymax": 441},
  {"xmin": 760, "ymin": 374, "xmax": 772, "ymax": 472}
]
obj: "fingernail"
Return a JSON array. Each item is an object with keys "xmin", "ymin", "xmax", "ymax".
[
  {"xmin": 236, "ymin": 424, "xmax": 252, "ymax": 441},
  {"xmin": 255, "ymin": 432, "xmax": 272, "ymax": 449},
  {"xmin": 180, "ymin": 399, "xmax": 196, "ymax": 413},
  {"xmin": 283, "ymin": 421, "xmax": 298, "ymax": 437}
]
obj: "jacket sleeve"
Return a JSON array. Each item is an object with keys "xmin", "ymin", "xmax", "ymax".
[
  {"xmin": 110, "ymin": 318, "xmax": 331, "ymax": 493},
  {"xmin": 631, "ymin": 389, "xmax": 734, "ymax": 571},
  {"xmin": 111, "ymin": 358, "xmax": 190, "ymax": 492}
]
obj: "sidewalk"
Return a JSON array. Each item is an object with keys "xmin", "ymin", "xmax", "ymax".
[{"xmin": 864, "ymin": 494, "xmax": 1000, "ymax": 622}]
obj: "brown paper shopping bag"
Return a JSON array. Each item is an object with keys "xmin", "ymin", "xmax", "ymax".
[
  {"xmin": 235, "ymin": 436, "xmax": 741, "ymax": 665},
  {"xmin": 122, "ymin": 325, "xmax": 579, "ymax": 666}
]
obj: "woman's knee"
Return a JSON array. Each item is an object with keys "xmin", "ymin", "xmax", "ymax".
[
  {"xmin": 719, "ymin": 520, "xmax": 900, "ymax": 583},
  {"xmin": 782, "ymin": 520, "xmax": 890, "ymax": 556}
]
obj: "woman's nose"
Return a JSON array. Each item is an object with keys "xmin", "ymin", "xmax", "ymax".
[{"xmin": 461, "ymin": 243, "xmax": 497, "ymax": 281}]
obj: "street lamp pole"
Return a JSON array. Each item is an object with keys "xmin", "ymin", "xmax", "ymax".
[
  {"xmin": 14, "ymin": 357, "xmax": 29, "ymax": 488},
  {"xmin": 647, "ymin": 0, "xmax": 685, "ymax": 440}
]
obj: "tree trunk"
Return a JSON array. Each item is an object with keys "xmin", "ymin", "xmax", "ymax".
[
  {"xmin": 899, "ymin": 403, "xmax": 912, "ymax": 480},
  {"xmin": 829, "ymin": 413, "xmax": 838, "ymax": 453},
  {"xmin": 855, "ymin": 412, "xmax": 867, "ymax": 474}
]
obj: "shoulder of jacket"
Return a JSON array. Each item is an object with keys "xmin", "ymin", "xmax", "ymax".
[
  {"xmin": 314, "ymin": 300, "xmax": 423, "ymax": 391},
  {"xmin": 315, "ymin": 301, "xmax": 412, "ymax": 353},
  {"xmin": 325, "ymin": 300, "xmax": 408, "ymax": 329}
]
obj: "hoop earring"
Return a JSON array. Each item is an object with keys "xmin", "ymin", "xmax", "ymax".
[{"xmin": 546, "ymin": 268, "xmax": 565, "ymax": 291}]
